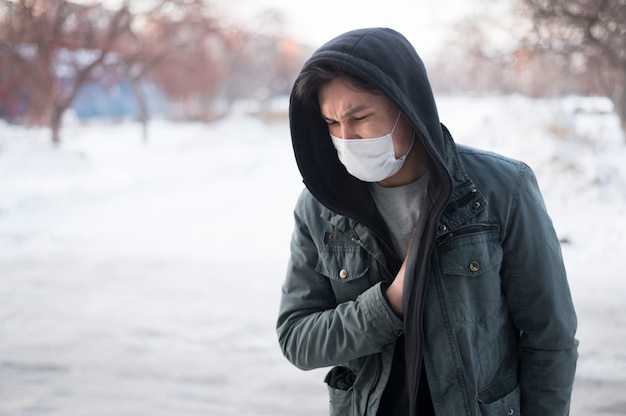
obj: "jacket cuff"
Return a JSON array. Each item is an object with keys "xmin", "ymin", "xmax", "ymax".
[{"xmin": 358, "ymin": 282, "xmax": 405, "ymax": 341}]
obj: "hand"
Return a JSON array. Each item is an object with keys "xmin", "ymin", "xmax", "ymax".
[{"xmin": 385, "ymin": 228, "xmax": 416, "ymax": 315}]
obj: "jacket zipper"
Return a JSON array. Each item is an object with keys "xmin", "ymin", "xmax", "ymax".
[
  {"xmin": 436, "ymin": 224, "xmax": 499, "ymax": 246},
  {"xmin": 406, "ymin": 190, "xmax": 449, "ymax": 414},
  {"xmin": 407, "ymin": 129, "xmax": 456, "ymax": 415}
]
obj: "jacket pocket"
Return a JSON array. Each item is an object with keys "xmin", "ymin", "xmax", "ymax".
[
  {"xmin": 436, "ymin": 226, "xmax": 503, "ymax": 322},
  {"xmin": 325, "ymin": 366, "xmax": 356, "ymax": 416},
  {"xmin": 477, "ymin": 381, "xmax": 520, "ymax": 416},
  {"xmin": 316, "ymin": 234, "xmax": 375, "ymax": 303},
  {"xmin": 316, "ymin": 244, "xmax": 370, "ymax": 282}
]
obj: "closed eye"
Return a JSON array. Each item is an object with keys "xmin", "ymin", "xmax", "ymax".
[
  {"xmin": 322, "ymin": 115, "xmax": 337, "ymax": 125},
  {"xmin": 353, "ymin": 113, "xmax": 372, "ymax": 122}
]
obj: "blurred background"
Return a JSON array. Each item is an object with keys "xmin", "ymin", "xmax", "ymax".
[
  {"xmin": 1, "ymin": 0, "xmax": 625, "ymax": 139},
  {"xmin": 1, "ymin": 0, "xmax": 625, "ymax": 415}
]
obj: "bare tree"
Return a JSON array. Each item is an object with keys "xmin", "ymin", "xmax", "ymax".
[
  {"xmin": 117, "ymin": 0, "xmax": 221, "ymax": 140},
  {"xmin": 142, "ymin": 1, "xmax": 226, "ymax": 123},
  {"xmin": 211, "ymin": 9, "xmax": 308, "ymax": 115},
  {"xmin": 0, "ymin": 0, "xmax": 133, "ymax": 143},
  {"xmin": 520, "ymin": 0, "xmax": 626, "ymax": 131},
  {"xmin": 0, "ymin": 0, "xmax": 308, "ymax": 141}
]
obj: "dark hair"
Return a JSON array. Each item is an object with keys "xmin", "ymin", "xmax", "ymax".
[{"xmin": 293, "ymin": 62, "xmax": 379, "ymax": 107}]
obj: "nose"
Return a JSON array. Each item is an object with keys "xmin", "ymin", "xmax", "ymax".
[{"xmin": 337, "ymin": 124, "xmax": 359, "ymax": 140}]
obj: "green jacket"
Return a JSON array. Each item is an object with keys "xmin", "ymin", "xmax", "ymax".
[{"xmin": 277, "ymin": 28, "xmax": 578, "ymax": 415}]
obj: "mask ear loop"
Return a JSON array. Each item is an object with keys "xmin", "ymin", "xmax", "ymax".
[
  {"xmin": 397, "ymin": 129, "xmax": 416, "ymax": 161},
  {"xmin": 389, "ymin": 111, "xmax": 402, "ymax": 135}
]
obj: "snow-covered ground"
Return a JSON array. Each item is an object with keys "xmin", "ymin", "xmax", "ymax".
[{"xmin": 1, "ymin": 95, "xmax": 625, "ymax": 415}]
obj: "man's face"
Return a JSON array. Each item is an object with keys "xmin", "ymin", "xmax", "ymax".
[{"xmin": 318, "ymin": 76, "xmax": 413, "ymax": 159}]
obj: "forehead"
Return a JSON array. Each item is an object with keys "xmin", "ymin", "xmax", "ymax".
[{"xmin": 318, "ymin": 76, "xmax": 389, "ymax": 116}]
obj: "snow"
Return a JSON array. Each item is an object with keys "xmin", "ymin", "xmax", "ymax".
[{"xmin": 1, "ymin": 95, "xmax": 625, "ymax": 415}]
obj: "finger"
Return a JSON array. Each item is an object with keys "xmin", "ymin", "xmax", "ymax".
[{"xmin": 403, "ymin": 227, "xmax": 417, "ymax": 262}]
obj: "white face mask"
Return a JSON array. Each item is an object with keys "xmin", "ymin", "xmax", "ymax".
[{"xmin": 330, "ymin": 112, "xmax": 414, "ymax": 182}]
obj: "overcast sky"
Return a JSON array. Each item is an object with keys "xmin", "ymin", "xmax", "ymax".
[
  {"xmin": 216, "ymin": 0, "xmax": 482, "ymax": 57},
  {"xmin": 93, "ymin": 0, "xmax": 486, "ymax": 58}
]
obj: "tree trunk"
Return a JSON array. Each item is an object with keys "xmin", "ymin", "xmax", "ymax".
[
  {"xmin": 50, "ymin": 105, "xmax": 63, "ymax": 145},
  {"xmin": 129, "ymin": 78, "xmax": 149, "ymax": 143},
  {"xmin": 619, "ymin": 70, "xmax": 626, "ymax": 140}
]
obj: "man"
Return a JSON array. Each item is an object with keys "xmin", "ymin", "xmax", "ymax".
[{"xmin": 276, "ymin": 27, "xmax": 578, "ymax": 416}]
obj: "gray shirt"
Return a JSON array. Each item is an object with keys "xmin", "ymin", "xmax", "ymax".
[{"xmin": 369, "ymin": 172, "xmax": 432, "ymax": 258}]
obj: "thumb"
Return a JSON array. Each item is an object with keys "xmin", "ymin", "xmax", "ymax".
[{"xmin": 403, "ymin": 227, "xmax": 417, "ymax": 263}]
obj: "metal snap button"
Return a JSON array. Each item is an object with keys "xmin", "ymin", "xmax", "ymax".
[
  {"xmin": 472, "ymin": 201, "xmax": 481, "ymax": 210},
  {"xmin": 507, "ymin": 409, "xmax": 515, "ymax": 416},
  {"xmin": 469, "ymin": 261, "xmax": 480, "ymax": 272},
  {"xmin": 339, "ymin": 269, "xmax": 348, "ymax": 279},
  {"xmin": 438, "ymin": 224, "xmax": 448, "ymax": 232}
]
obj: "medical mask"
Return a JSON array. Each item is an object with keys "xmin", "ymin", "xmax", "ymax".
[{"xmin": 330, "ymin": 112, "xmax": 414, "ymax": 182}]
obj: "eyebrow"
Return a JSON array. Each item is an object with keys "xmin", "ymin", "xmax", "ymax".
[{"xmin": 321, "ymin": 104, "xmax": 370, "ymax": 122}]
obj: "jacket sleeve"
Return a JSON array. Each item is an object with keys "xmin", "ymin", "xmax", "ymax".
[
  {"xmin": 501, "ymin": 163, "xmax": 578, "ymax": 415},
  {"xmin": 276, "ymin": 192, "xmax": 403, "ymax": 371}
]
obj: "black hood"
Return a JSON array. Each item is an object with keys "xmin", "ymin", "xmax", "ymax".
[{"xmin": 289, "ymin": 27, "xmax": 449, "ymax": 226}]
